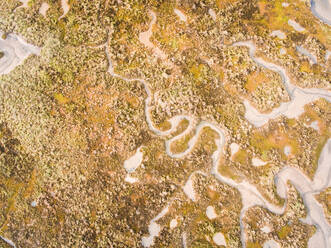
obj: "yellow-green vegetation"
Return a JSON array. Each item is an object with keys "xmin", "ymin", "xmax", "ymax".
[
  {"xmin": 0, "ymin": 0, "xmax": 329, "ymax": 247},
  {"xmin": 233, "ymin": 149, "xmax": 249, "ymax": 165},
  {"xmin": 156, "ymin": 120, "xmax": 172, "ymax": 132},
  {"xmin": 0, "ymin": 123, "xmax": 38, "ymax": 234},
  {"xmin": 245, "ymin": 71, "xmax": 268, "ymax": 92},
  {"xmin": 171, "ymin": 118, "xmax": 190, "ymax": 137},
  {"xmin": 223, "ymin": 46, "xmax": 290, "ymax": 113},
  {"xmin": 216, "ymin": 0, "xmax": 238, "ymax": 9},
  {"xmin": 300, "ymin": 99, "xmax": 331, "ymax": 136},
  {"xmin": 218, "ymin": 163, "xmax": 239, "ymax": 181},
  {"xmin": 54, "ymin": 93, "xmax": 70, "ymax": 105},
  {"xmin": 153, "ymin": 173, "xmax": 242, "ymax": 247},
  {"xmin": 251, "ymin": 126, "xmax": 299, "ymax": 156},
  {"xmin": 238, "ymin": 0, "xmax": 331, "ymax": 90},
  {"xmin": 244, "ymin": 185, "xmax": 315, "ymax": 247},
  {"xmin": 197, "ymin": 127, "xmax": 219, "ymax": 155},
  {"xmin": 315, "ymin": 187, "xmax": 331, "ymax": 224},
  {"xmin": 277, "ymin": 225, "xmax": 292, "ymax": 239},
  {"xmin": 249, "ymin": 114, "xmax": 327, "ymax": 179},
  {"xmin": 247, "ymin": 242, "xmax": 262, "ymax": 248},
  {"xmin": 170, "ymin": 132, "xmax": 194, "ymax": 154}
]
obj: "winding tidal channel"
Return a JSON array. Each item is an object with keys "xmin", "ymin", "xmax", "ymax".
[
  {"xmin": 0, "ymin": 4, "xmax": 330, "ymax": 247},
  {"xmin": 112, "ymin": 13, "xmax": 331, "ymax": 247}
]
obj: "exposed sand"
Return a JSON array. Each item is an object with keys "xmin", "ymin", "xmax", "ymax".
[
  {"xmin": 252, "ymin": 157, "xmax": 268, "ymax": 167},
  {"xmin": 206, "ymin": 206, "xmax": 217, "ymax": 219},
  {"xmin": 309, "ymin": 120, "xmax": 320, "ymax": 131},
  {"xmin": 124, "ymin": 174, "xmax": 138, "ymax": 184},
  {"xmin": 105, "ymin": 45, "xmax": 284, "ymax": 245},
  {"xmin": 164, "ymin": 116, "xmax": 197, "ymax": 158},
  {"xmin": 18, "ymin": 0, "xmax": 30, "ymax": 9},
  {"xmin": 270, "ymin": 30, "xmax": 286, "ymax": 39},
  {"xmin": 283, "ymin": 145, "xmax": 291, "ymax": 157},
  {"xmin": 261, "ymin": 225, "xmax": 272, "ymax": 234},
  {"xmin": 0, "ymin": 31, "xmax": 40, "ymax": 75},
  {"xmin": 174, "ymin": 9, "xmax": 187, "ymax": 22},
  {"xmin": 275, "ymin": 139, "xmax": 331, "ymax": 248},
  {"xmin": 183, "ymin": 175, "xmax": 197, "ymax": 201},
  {"xmin": 141, "ymin": 206, "xmax": 170, "ymax": 247},
  {"xmin": 288, "ymin": 19, "xmax": 306, "ymax": 32},
  {"xmin": 123, "ymin": 146, "xmax": 143, "ymax": 173},
  {"xmin": 139, "ymin": 11, "xmax": 167, "ymax": 61},
  {"xmin": 230, "ymin": 143, "xmax": 240, "ymax": 158},
  {"xmin": 243, "ymin": 89, "xmax": 326, "ymax": 127},
  {"xmin": 182, "ymin": 232, "xmax": 188, "ymax": 248},
  {"xmin": 279, "ymin": 48, "xmax": 286, "ymax": 55},
  {"xmin": 1, "ymin": 4, "xmax": 329, "ymax": 247},
  {"xmin": 59, "ymin": 0, "xmax": 70, "ymax": 20},
  {"xmin": 170, "ymin": 218, "xmax": 178, "ymax": 229},
  {"xmin": 263, "ymin": 239, "xmax": 280, "ymax": 248},
  {"xmin": 326, "ymin": 51, "xmax": 331, "ymax": 61},
  {"xmin": 31, "ymin": 200, "xmax": 37, "ymax": 207},
  {"xmin": 39, "ymin": 2, "xmax": 50, "ymax": 17},
  {"xmin": 213, "ymin": 232, "xmax": 227, "ymax": 246},
  {"xmin": 309, "ymin": 229, "xmax": 325, "ymax": 248},
  {"xmin": 311, "ymin": 0, "xmax": 331, "ymax": 25},
  {"xmin": 296, "ymin": 46, "xmax": 318, "ymax": 64},
  {"xmin": 0, "ymin": 236, "xmax": 16, "ymax": 248},
  {"xmin": 208, "ymin": 9, "xmax": 217, "ymax": 21}
]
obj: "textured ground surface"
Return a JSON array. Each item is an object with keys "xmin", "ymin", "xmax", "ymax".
[{"xmin": 0, "ymin": 0, "xmax": 330, "ymax": 247}]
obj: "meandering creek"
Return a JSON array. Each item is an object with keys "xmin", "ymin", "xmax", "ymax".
[
  {"xmin": 233, "ymin": 41, "xmax": 331, "ymax": 128},
  {"xmin": 112, "ymin": 29, "xmax": 331, "ymax": 246},
  {"xmin": 0, "ymin": 6, "xmax": 330, "ymax": 247}
]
